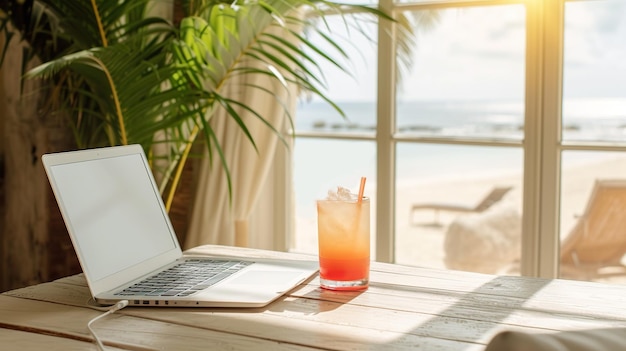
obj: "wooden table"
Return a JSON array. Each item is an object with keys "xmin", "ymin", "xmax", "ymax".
[{"xmin": 2, "ymin": 245, "xmax": 626, "ymax": 350}]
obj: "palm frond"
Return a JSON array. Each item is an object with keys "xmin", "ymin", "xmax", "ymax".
[{"xmin": 2, "ymin": 0, "xmax": 417, "ymax": 209}]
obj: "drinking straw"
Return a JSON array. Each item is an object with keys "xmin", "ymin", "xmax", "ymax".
[{"xmin": 357, "ymin": 177, "xmax": 366, "ymax": 203}]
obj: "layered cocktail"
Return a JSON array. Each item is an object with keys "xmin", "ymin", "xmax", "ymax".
[{"xmin": 317, "ymin": 187, "xmax": 370, "ymax": 290}]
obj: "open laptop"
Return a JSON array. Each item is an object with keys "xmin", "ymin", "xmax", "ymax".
[{"xmin": 42, "ymin": 144, "xmax": 318, "ymax": 307}]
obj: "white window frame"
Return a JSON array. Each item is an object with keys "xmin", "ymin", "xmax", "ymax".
[{"xmin": 277, "ymin": 0, "xmax": 626, "ymax": 280}]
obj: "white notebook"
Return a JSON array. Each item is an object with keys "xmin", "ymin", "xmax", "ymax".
[{"xmin": 42, "ymin": 144, "xmax": 318, "ymax": 307}]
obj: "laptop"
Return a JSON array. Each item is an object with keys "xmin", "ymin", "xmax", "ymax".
[{"xmin": 42, "ymin": 144, "xmax": 318, "ymax": 308}]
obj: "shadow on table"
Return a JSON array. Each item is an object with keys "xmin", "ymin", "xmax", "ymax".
[
  {"xmin": 373, "ymin": 274, "xmax": 625, "ymax": 349},
  {"xmin": 267, "ymin": 284, "xmax": 363, "ymax": 314},
  {"xmin": 378, "ymin": 275, "xmax": 552, "ymax": 350},
  {"xmin": 286, "ymin": 275, "xmax": 555, "ymax": 349}
]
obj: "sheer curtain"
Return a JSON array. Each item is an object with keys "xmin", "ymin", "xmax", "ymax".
[{"xmin": 184, "ymin": 55, "xmax": 298, "ymax": 250}]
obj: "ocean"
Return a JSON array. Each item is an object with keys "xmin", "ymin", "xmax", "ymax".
[
  {"xmin": 295, "ymin": 98, "xmax": 626, "ymax": 141},
  {"xmin": 292, "ymin": 97, "xmax": 626, "ymax": 218},
  {"xmin": 296, "ymin": 99, "xmax": 524, "ymax": 139}
]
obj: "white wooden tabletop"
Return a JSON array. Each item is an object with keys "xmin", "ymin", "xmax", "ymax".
[{"xmin": 2, "ymin": 245, "xmax": 626, "ymax": 350}]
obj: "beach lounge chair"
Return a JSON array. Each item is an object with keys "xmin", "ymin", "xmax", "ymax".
[
  {"xmin": 560, "ymin": 179, "xmax": 626, "ymax": 279},
  {"xmin": 410, "ymin": 186, "xmax": 513, "ymax": 226}
]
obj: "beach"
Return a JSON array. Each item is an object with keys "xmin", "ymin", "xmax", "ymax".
[
  {"xmin": 292, "ymin": 97, "xmax": 626, "ymax": 284},
  {"xmin": 293, "ymin": 154, "xmax": 626, "ymax": 285}
]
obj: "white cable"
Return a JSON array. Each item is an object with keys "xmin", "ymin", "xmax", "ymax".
[{"xmin": 86, "ymin": 300, "xmax": 129, "ymax": 351}]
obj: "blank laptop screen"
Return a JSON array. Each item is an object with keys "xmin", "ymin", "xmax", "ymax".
[{"xmin": 49, "ymin": 153, "xmax": 177, "ymax": 281}]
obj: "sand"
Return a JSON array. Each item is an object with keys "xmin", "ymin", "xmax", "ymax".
[{"xmin": 294, "ymin": 155, "xmax": 626, "ymax": 285}]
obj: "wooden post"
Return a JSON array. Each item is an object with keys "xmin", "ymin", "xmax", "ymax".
[
  {"xmin": 0, "ymin": 36, "xmax": 47, "ymax": 291},
  {"xmin": 0, "ymin": 32, "xmax": 76, "ymax": 292}
]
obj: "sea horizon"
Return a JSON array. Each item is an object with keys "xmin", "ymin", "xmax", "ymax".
[
  {"xmin": 296, "ymin": 97, "xmax": 626, "ymax": 141},
  {"xmin": 292, "ymin": 96, "xmax": 626, "ymax": 219}
]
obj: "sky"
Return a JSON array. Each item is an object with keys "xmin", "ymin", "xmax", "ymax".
[
  {"xmin": 563, "ymin": 0, "xmax": 626, "ymax": 98},
  {"xmin": 302, "ymin": 0, "xmax": 626, "ymax": 103}
]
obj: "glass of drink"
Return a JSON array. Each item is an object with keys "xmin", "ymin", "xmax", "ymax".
[{"xmin": 317, "ymin": 187, "xmax": 370, "ymax": 291}]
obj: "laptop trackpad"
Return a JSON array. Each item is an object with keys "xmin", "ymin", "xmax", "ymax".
[{"xmin": 230, "ymin": 271, "xmax": 303, "ymax": 286}]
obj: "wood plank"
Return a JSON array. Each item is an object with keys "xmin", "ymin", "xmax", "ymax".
[
  {"xmin": 6, "ymin": 258, "xmax": 626, "ymax": 335},
  {"xmin": 5, "ymin": 246, "xmax": 626, "ymax": 350},
  {"xmin": 8, "ymin": 257, "xmax": 626, "ymax": 329},
  {"xmin": 0, "ymin": 293, "xmax": 485, "ymax": 351},
  {"xmin": 0, "ymin": 328, "xmax": 128, "ymax": 351},
  {"xmin": 0, "ymin": 296, "xmax": 325, "ymax": 351},
  {"xmin": 5, "ymin": 274, "xmax": 621, "ymax": 350},
  {"xmin": 290, "ymin": 277, "xmax": 626, "ymax": 332}
]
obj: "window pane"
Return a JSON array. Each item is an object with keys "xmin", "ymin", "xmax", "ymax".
[
  {"xmin": 293, "ymin": 14, "xmax": 378, "ymax": 255},
  {"xmin": 563, "ymin": 0, "xmax": 626, "ymax": 142},
  {"xmin": 559, "ymin": 151, "xmax": 626, "ymax": 284},
  {"xmin": 397, "ymin": 5, "xmax": 525, "ymax": 140},
  {"xmin": 292, "ymin": 139, "xmax": 377, "ymax": 255},
  {"xmin": 295, "ymin": 15, "xmax": 377, "ymax": 135},
  {"xmin": 396, "ymin": 144, "xmax": 523, "ymax": 273},
  {"xmin": 394, "ymin": 4, "xmax": 526, "ymax": 273}
]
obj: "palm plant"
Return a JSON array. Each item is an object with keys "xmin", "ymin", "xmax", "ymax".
[{"xmin": 0, "ymin": 0, "xmax": 413, "ymax": 209}]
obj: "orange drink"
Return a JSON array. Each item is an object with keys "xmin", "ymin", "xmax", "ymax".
[{"xmin": 317, "ymin": 196, "xmax": 370, "ymax": 290}]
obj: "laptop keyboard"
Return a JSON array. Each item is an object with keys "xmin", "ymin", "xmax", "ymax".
[{"xmin": 115, "ymin": 259, "xmax": 253, "ymax": 297}]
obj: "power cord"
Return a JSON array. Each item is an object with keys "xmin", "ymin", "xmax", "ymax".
[{"xmin": 86, "ymin": 300, "xmax": 129, "ymax": 351}]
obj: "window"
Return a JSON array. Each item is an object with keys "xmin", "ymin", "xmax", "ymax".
[
  {"xmin": 559, "ymin": 0, "xmax": 626, "ymax": 283},
  {"xmin": 394, "ymin": 4, "xmax": 525, "ymax": 273},
  {"xmin": 289, "ymin": 0, "xmax": 626, "ymax": 284}
]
